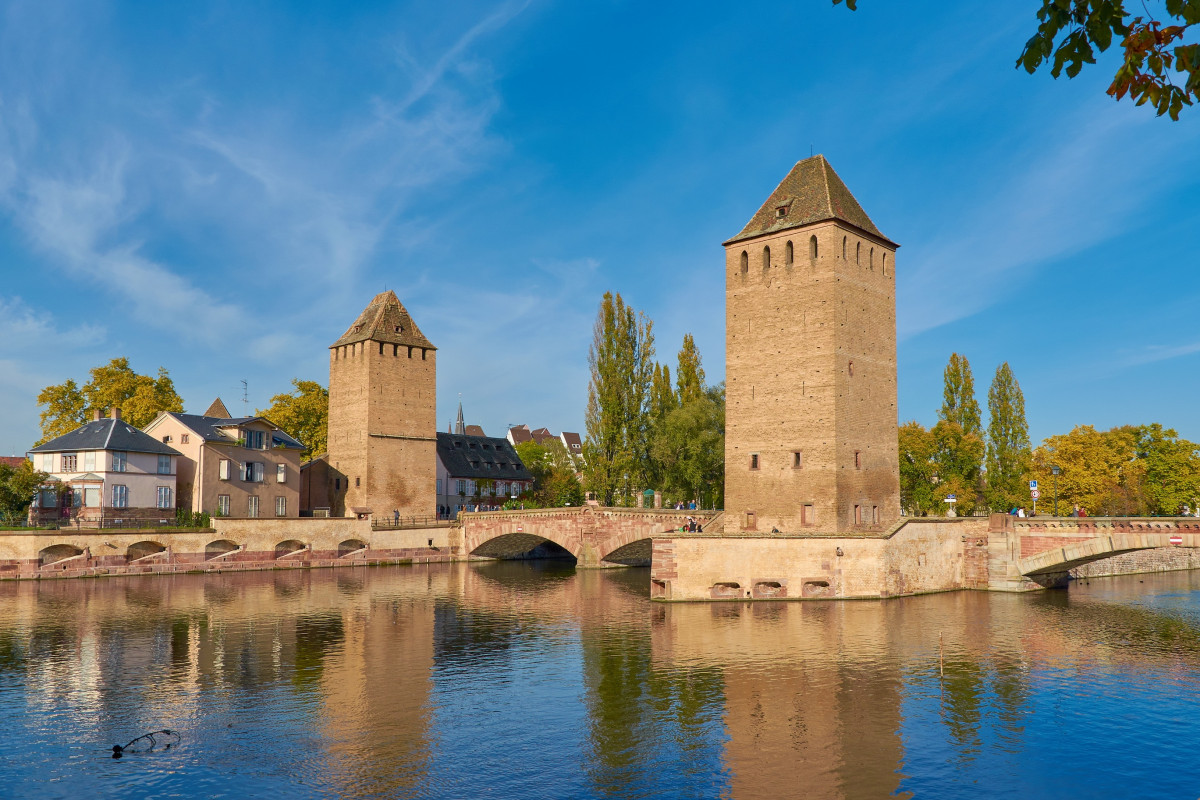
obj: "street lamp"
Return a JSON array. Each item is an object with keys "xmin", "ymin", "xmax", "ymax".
[{"xmin": 1050, "ymin": 465, "xmax": 1061, "ymax": 516}]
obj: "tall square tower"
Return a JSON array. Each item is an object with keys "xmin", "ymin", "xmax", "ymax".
[
  {"xmin": 327, "ymin": 291, "xmax": 437, "ymax": 519},
  {"xmin": 724, "ymin": 156, "xmax": 900, "ymax": 533}
]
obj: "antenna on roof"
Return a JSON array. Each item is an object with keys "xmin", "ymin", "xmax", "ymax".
[{"xmin": 240, "ymin": 379, "xmax": 249, "ymax": 415}]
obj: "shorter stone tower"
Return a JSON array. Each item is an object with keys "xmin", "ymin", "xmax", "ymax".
[
  {"xmin": 327, "ymin": 291, "xmax": 437, "ymax": 518},
  {"xmin": 723, "ymin": 155, "xmax": 900, "ymax": 533}
]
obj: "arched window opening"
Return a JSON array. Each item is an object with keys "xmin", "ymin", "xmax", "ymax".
[
  {"xmin": 809, "ymin": 235, "xmax": 818, "ymax": 259},
  {"xmin": 856, "ymin": 242, "xmax": 861, "ymax": 265},
  {"xmin": 785, "ymin": 240, "xmax": 794, "ymax": 265},
  {"xmin": 883, "ymin": 252, "xmax": 889, "ymax": 276},
  {"xmin": 842, "ymin": 236, "xmax": 847, "ymax": 259},
  {"xmin": 762, "ymin": 246, "xmax": 770, "ymax": 270},
  {"xmin": 870, "ymin": 247, "xmax": 875, "ymax": 270},
  {"xmin": 740, "ymin": 251, "xmax": 748, "ymax": 273}
]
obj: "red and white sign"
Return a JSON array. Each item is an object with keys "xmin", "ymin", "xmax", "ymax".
[
  {"xmin": 1030, "ymin": 488, "xmax": 1041, "ymax": 499},
  {"xmin": 1170, "ymin": 535, "xmax": 1183, "ymax": 545},
  {"xmin": 516, "ymin": 526, "xmax": 524, "ymax": 532}
]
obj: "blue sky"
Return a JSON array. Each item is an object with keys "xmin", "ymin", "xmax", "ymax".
[{"xmin": 1, "ymin": 0, "xmax": 1197, "ymax": 455}]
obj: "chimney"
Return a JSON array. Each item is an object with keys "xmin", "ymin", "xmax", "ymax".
[
  {"xmin": 92, "ymin": 409, "xmax": 102, "ymax": 422},
  {"xmin": 109, "ymin": 407, "xmax": 121, "ymax": 420}
]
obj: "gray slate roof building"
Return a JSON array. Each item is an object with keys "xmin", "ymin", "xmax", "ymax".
[
  {"xmin": 161, "ymin": 413, "xmax": 305, "ymax": 450},
  {"xmin": 29, "ymin": 418, "xmax": 181, "ymax": 456},
  {"xmin": 725, "ymin": 154, "xmax": 896, "ymax": 247},
  {"xmin": 436, "ymin": 432, "xmax": 532, "ymax": 482}
]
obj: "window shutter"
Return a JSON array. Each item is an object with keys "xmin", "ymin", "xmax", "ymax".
[{"xmin": 240, "ymin": 462, "xmax": 247, "ymax": 481}]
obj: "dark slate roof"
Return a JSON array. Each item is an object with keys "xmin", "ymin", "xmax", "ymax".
[
  {"xmin": 330, "ymin": 290, "xmax": 436, "ymax": 350},
  {"xmin": 725, "ymin": 155, "xmax": 896, "ymax": 247},
  {"xmin": 165, "ymin": 413, "xmax": 305, "ymax": 450},
  {"xmin": 29, "ymin": 419, "xmax": 181, "ymax": 456},
  {"xmin": 436, "ymin": 433, "xmax": 532, "ymax": 481}
]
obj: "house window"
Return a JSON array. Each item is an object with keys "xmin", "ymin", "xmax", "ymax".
[
  {"xmin": 467, "ymin": 480, "xmax": 476, "ymax": 496},
  {"xmin": 244, "ymin": 430, "xmax": 265, "ymax": 450},
  {"xmin": 156, "ymin": 486, "xmax": 173, "ymax": 509},
  {"xmin": 854, "ymin": 451, "xmax": 862, "ymax": 469},
  {"xmin": 161, "ymin": 435, "xmax": 172, "ymax": 443},
  {"xmin": 112, "ymin": 452, "xmax": 127, "ymax": 473},
  {"xmin": 456, "ymin": 480, "xmax": 466, "ymax": 495},
  {"xmin": 84, "ymin": 487, "xmax": 100, "ymax": 507},
  {"xmin": 497, "ymin": 481, "xmax": 507, "ymax": 496},
  {"xmin": 276, "ymin": 464, "xmax": 286, "ymax": 483},
  {"xmin": 111, "ymin": 484, "xmax": 128, "ymax": 508},
  {"xmin": 83, "ymin": 451, "xmax": 95, "ymax": 471},
  {"xmin": 219, "ymin": 459, "xmax": 231, "ymax": 481},
  {"xmin": 61, "ymin": 453, "xmax": 77, "ymax": 472},
  {"xmin": 750, "ymin": 453, "xmax": 760, "ymax": 470},
  {"xmin": 39, "ymin": 453, "xmax": 53, "ymax": 472},
  {"xmin": 802, "ymin": 504, "xmax": 815, "ymax": 524},
  {"xmin": 793, "ymin": 452, "xmax": 802, "ymax": 469},
  {"xmin": 247, "ymin": 496, "xmax": 260, "ymax": 518},
  {"xmin": 181, "ymin": 434, "xmax": 190, "ymax": 445},
  {"xmin": 275, "ymin": 496, "xmax": 287, "ymax": 517},
  {"xmin": 158, "ymin": 455, "xmax": 172, "ymax": 475},
  {"xmin": 218, "ymin": 495, "xmax": 230, "ymax": 516},
  {"xmin": 241, "ymin": 462, "xmax": 264, "ymax": 483},
  {"xmin": 436, "ymin": 479, "xmax": 443, "ymax": 494}
]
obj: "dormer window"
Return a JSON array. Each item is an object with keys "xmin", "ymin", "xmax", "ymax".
[
  {"xmin": 354, "ymin": 325, "xmax": 363, "ymax": 332},
  {"xmin": 775, "ymin": 205, "xmax": 787, "ymax": 219},
  {"xmin": 394, "ymin": 325, "xmax": 402, "ymax": 333}
]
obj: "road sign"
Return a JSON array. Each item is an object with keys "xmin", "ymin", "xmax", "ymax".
[
  {"xmin": 1029, "ymin": 480, "xmax": 1038, "ymax": 490},
  {"xmin": 944, "ymin": 494, "xmax": 957, "ymax": 503},
  {"xmin": 1030, "ymin": 488, "xmax": 1041, "ymax": 499},
  {"xmin": 1170, "ymin": 535, "xmax": 1184, "ymax": 545}
]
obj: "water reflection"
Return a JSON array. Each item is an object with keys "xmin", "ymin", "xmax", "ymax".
[{"xmin": 1, "ymin": 565, "xmax": 1200, "ymax": 798}]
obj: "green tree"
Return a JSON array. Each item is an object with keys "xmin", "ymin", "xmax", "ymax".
[
  {"xmin": 0, "ymin": 459, "xmax": 46, "ymax": 525},
  {"xmin": 648, "ymin": 363, "xmax": 678, "ymax": 423},
  {"xmin": 985, "ymin": 363, "xmax": 1032, "ymax": 512},
  {"xmin": 583, "ymin": 292, "xmax": 655, "ymax": 505},
  {"xmin": 37, "ymin": 358, "xmax": 184, "ymax": 442},
  {"xmin": 899, "ymin": 421, "xmax": 939, "ymax": 516},
  {"xmin": 1030, "ymin": 425, "xmax": 1145, "ymax": 515},
  {"xmin": 257, "ymin": 379, "xmax": 328, "ymax": 460},
  {"xmin": 651, "ymin": 386, "xmax": 725, "ymax": 509},
  {"xmin": 675, "ymin": 333, "xmax": 705, "ymax": 405},
  {"xmin": 1132, "ymin": 423, "xmax": 1200, "ymax": 515},
  {"xmin": 835, "ymin": 0, "xmax": 1200, "ymax": 119},
  {"xmin": 933, "ymin": 420, "xmax": 986, "ymax": 517},
  {"xmin": 939, "ymin": 353, "xmax": 982, "ymax": 437},
  {"xmin": 515, "ymin": 439, "xmax": 584, "ymax": 507}
]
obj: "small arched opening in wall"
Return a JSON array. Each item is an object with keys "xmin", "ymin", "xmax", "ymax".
[
  {"xmin": 762, "ymin": 245, "xmax": 771, "ymax": 270},
  {"xmin": 601, "ymin": 537, "xmax": 652, "ymax": 567},
  {"xmin": 39, "ymin": 544, "xmax": 83, "ymax": 568},
  {"xmin": 205, "ymin": 540, "xmax": 240, "ymax": 560},
  {"xmin": 127, "ymin": 541, "xmax": 166, "ymax": 562},
  {"xmin": 470, "ymin": 532, "xmax": 576, "ymax": 563},
  {"xmin": 275, "ymin": 540, "xmax": 307, "ymax": 559},
  {"xmin": 740, "ymin": 250, "xmax": 748, "ymax": 276},
  {"xmin": 338, "ymin": 539, "xmax": 368, "ymax": 558},
  {"xmin": 883, "ymin": 252, "xmax": 889, "ymax": 277},
  {"xmin": 785, "ymin": 240, "xmax": 794, "ymax": 266},
  {"xmin": 810, "ymin": 235, "xmax": 818, "ymax": 260}
]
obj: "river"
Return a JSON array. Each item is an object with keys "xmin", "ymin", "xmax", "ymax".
[{"xmin": 1, "ymin": 562, "xmax": 1199, "ymax": 799}]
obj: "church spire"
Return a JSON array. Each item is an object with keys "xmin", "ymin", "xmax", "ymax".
[{"xmin": 455, "ymin": 399, "xmax": 465, "ymax": 435}]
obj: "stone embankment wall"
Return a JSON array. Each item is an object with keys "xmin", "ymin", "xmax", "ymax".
[
  {"xmin": 0, "ymin": 518, "xmax": 462, "ymax": 581},
  {"xmin": 651, "ymin": 517, "xmax": 991, "ymax": 601}
]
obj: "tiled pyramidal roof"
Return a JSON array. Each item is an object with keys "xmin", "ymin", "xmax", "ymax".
[
  {"xmin": 330, "ymin": 290, "xmax": 436, "ymax": 350},
  {"xmin": 725, "ymin": 154, "xmax": 895, "ymax": 246}
]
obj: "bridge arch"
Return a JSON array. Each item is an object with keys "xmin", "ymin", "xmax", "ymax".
[
  {"xmin": 1020, "ymin": 531, "xmax": 1200, "ymax": 577},
  {"xmin": 275, "ymin": 539, "xmax": 307, "ymax": 559},
  {"xmin": 600, "ymin": 536, "xmax": 653, "ymax": 567},
  {"xmin": 39, "ymin": 544, "xmax": 83, "ymax": 568},
  {"xmin": 338, "ymin": 539, "xmax": 367, "ymax": 558},
  {"xmin": 468, "ymin": 531, "xmax": 579, "ymax": 562},
  {"xmin": 127, "ymin": 541, "xmax": 166, "ymax": 562},
  {"xmin": 205, "ymin": 539, "xmax": 240, "ymax": 560}
]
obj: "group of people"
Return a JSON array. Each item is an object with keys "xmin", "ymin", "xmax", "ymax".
[
  {"xmin": 1009, "ymin": 505, "xmax": 1089, "ymax": 518},
  {"xmin": 679, "ymin": 516, "xmax": 703, "ymax": 532}
]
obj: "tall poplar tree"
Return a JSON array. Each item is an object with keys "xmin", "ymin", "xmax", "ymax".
[
  {"xmin": 985, "ymin": 363, "xmax": 1031, "ymax": 512},
  {"xmin": 934, "ymin": 353, "xmax": 984, "ymax": 512},
  {"xmin": 584, "ymin": 292, "xmax": 655, "ymax": 506},
  {"xmin": 938, "ymin": 353, "xmax": 982, "ymax": 436},
  {"xmin": 675, "ymin": 334, "xmax": 705, "ymax": 405},
  {"xmin": 648, "ymin": 364, "xmax": 678, "ymax": 422}
]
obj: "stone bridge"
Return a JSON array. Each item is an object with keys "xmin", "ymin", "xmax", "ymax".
[
  {"xmin": 989, "ymin": 514, "xmax": 1200, "ymax": 590},
  {"xmin": 461, "ymin": 506, "xmax": 719, "ymax": 568}
]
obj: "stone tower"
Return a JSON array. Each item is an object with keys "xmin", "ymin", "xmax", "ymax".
[
  {"xmin": 723, "ymin": 155, "xmax": 900, "ymax": 534},
  {"xmin": 327, "ymin": 291, "xmax": 437, "ymax": 518}
]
